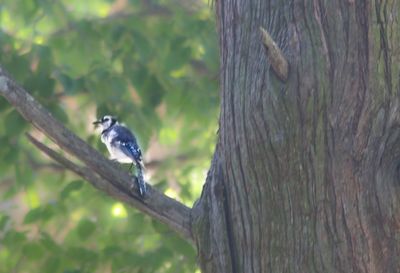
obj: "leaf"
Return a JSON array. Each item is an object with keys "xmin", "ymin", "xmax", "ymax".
[
  {"xmin": 42, "ymin": 257, "xmax": 61, "ymax": 273},
  {"xmin": 165, "ymin": 235, "xmax": 196, "ymax": 258},
  {"xmin": 20, "ymin": 0, "xmax": 39, "ymax": 23},
  {"xmin": 49, "ymin": 104, "xmax": 69, "ymax": 124},
  {"xmin": 165, "ymin": 37, "xmax": 192, "ymax": 71},
  {"xmin": 15, "ymin": 163, "xmax": 34, "ymax": 187},
  {"xmin": 76, "ymin": 218, "xmax": 96, "ymax": 239},
  {"xmin": 151, "ymin": 219, "xmax": 170, "ymax": 234},
  {"xmin": 24, "ymin": 207, "xmax": 43, "ymax": 224},
  {"xmin": 0, "ymin": 214, "xmax": 9, "ymax": 230},
  {"xmin": 0, "ymin": 136, "xmax": 19, "ymax": 168},
  {"xmin": 4, "ymin": 110, "xmax": 26, "ymax": 135},
  {"xmin": 25, "ymin": 73, "xmax": 55, "ymax": 97},
  {"xmin": 62, "ymin": 270, "xmax": 82, "ymax": 273},
  {"xmin": 22, "ymin": 242, "xmax": 45, "ymax": 260},
  {"xmin": 60, "ymin": 180, "xmax": 84, "ymax": 199},
  {"xmin": 34, "ymin": 45, "xmax": 53, "ymax": 72},
  {"xmin": 132, "ymin": 31, "xmax": 151, "ymax": 62},
  {"xmin": 0, "ymin": 97, "xmax": 11, "ymax": 113},
  {"xmin": 66, "ymin": 247, "xmax": 98, "ymax": 263},
  {"xmin": 50, "ymin": 28, "xmax": 103, "ymax": 78},
  {"xmin": 57, "ymin": 73, "xmax": 84, "ymax": 95},
  {"xmin": 102, "ymin": 246, "xmax": 121, "ymax": 257},
  {"xmin": 40, "ymin": 232, "xmax": 61, "ymax": 253},
  {"xmin": 40, "ymin": 204, "xmax": 56, "ymax": 222},
  {"xmin": 141, "ymin": 75, "xmax": 165, "ymax": 107},
  {"xmin": 111, "ymin": 251, "xmax": 142, "ymax": 272},
  {"xmin": 2, "ymin": 230, "xmax": 27, "ymax": 247},
  {"xmin": 127, "ymin": 61, "xmax": 146, "ymax": 86}
]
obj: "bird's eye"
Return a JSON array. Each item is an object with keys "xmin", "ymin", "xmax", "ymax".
[{"xmin": 103, "ymin": 117, "xmax": 109, "ymax": 122}]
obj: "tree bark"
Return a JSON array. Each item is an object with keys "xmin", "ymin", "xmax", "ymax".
[{"xmin": 194, "ymin": 0, "xmax": 400, "ymax": 272}]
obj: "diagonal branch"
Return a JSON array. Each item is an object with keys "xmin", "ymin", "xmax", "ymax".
[
  {"xmin": 0, "ymin": 65, "xmax": 193, "ymax": 244},
  {"xmin": 26, "ymin": 133, "xmax": 193, "ymax": 242}
]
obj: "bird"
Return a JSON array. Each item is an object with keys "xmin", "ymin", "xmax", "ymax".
[{"xmin": 93, "ymin": 115, "xmax": 146, "ymax": 197}]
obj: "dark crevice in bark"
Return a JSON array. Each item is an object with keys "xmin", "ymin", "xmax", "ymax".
[
  {"xmin": 192, "ymin": 151, "xmax": 237, "ymax": 273},
  {"xmin": 221, "ymin": 168, "xmax": 239, "ymax": 273},
  {"xmin": 375, "ymin": 0, "xmax": 393, "ymax": 96}
]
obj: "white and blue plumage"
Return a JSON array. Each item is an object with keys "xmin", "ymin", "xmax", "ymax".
[{"xmin": 93, "ymin": 115, "xmax": 146, "ymax": 197}]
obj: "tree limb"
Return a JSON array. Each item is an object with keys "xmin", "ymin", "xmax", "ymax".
[{"xmin": 0, "ymin": 65, "xmax": 193, "ymax": 244}]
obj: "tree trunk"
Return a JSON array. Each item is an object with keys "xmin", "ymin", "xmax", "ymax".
[{"xmin": 193, "ymin": 0, "xmax": 400, "ymax": 272}]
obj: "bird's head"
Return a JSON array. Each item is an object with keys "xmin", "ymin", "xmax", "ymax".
[{"xmin": 93, "ymin": 115, "xmax": 118, "ymax": 131}]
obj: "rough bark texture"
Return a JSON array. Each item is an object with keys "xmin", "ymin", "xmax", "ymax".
[{"xmin": 194, "ymin": 0, "xmax": 400, "ymax": 272}]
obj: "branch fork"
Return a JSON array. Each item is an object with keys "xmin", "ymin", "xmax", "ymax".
[{"xmin": 0, "ymin": 66, "xmax": 194, "ymax": 244}]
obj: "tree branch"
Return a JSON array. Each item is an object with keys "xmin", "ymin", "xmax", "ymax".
[
  {"xmin": 25, "ymin": 149, "xmax": 66, "ymax": 172},
  {"xmin": 0, "ymin": 65, "xmax": 193, "ymax": 244}
]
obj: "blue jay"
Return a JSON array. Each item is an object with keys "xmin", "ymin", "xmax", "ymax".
[{"xmin": 93, "ymin": 115, "xmax": 146, "ymax": 197}]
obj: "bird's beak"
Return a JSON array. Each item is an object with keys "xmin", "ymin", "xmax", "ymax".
[{"xmin": 93, "ymin": 120, "xmax": 101, "ymax": 126}]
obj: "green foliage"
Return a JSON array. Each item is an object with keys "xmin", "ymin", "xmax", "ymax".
[
  {"xmin": 60, "ymin": 180, "xmax": 84, "ymax": 199},
  {"xmin": 0, "ymin": 0, "xmax": 218, "ymax": 272}
]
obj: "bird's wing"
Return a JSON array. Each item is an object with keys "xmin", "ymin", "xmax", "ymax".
[
  {"xmin": 110, "ymin": 125, "xmax": 136, "ymax": 143},
  {"xmin": 111, "ymin": 126, "xmax": 143, "ymax": 166},
  {"xmin": 119, "ymin": 141, "xmax": 142, "ymax": 163}
]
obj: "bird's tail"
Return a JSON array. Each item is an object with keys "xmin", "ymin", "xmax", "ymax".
[
  {"xmin": 138, "ymin": 159, "xmax": 146, "ymax": 171},
  {"xmin": 135, "ymin": 165, "xmax": 146, "ymax": 197}
]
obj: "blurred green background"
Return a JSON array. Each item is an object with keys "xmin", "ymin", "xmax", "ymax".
[{"xmin": 0, "ymin": 0, "xmax": 218, "ymax": 272}]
